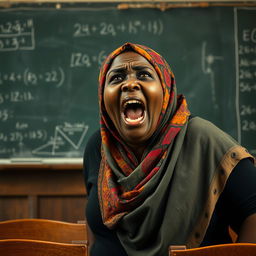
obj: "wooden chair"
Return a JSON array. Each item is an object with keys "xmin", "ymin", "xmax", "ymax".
[
  {"xmin": 169, "ymin": 243, "xmax": 256, "ymax": 256},
  {"xmin": 229, "ymin": 226, "xmax": 238, "ymax": 242},
  {"xmin": 0, "ymin": 239, "xmax": 87, "ymax": 256},
  {"xmin": 0, "ymin": 218, "xmax": 88, "ymax": 245}
]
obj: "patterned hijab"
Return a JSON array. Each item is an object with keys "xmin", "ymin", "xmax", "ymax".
[
  {"xmin": 97, "ymin": 43, "xmax": 248, "ymax": 255},
  {"xmin": 98, "ymin": 42, "xmax": 190, "ymax": 227}
]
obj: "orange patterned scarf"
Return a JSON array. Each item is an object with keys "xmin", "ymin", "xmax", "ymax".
[{"xmin": 98, "ymin": 42, "xmax": 190, "ymax": 228}]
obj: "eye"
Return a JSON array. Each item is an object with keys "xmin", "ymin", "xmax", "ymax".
[
  {"xmin": 109, "ymin": 74, "xmax": 124, "ymax": 84},
  {"xmin": 137, "ymin": 71, "xmax": 152, "ymax": 80}
]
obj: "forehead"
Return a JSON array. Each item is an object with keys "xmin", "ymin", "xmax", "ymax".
[{"xmin": 109, "ymin": 51, "xmax": 153, "ymax": 69}]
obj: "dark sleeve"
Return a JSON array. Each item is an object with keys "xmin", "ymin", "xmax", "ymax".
[
  {"xmin": 223, "ymin": 158, "xmax": 256, "ymax": 232},
  {"xmin": 83, "ymin": 129, "xmax": 101, "ymax": 195}
]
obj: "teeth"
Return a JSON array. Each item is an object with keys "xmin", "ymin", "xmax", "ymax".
[
  {"xmin": 122, "ymin": 99, "xmax": 145, "ymax": 124},
  {"xmin": 125, "ymin": 116, "xmax": 144, "ymax": 123},
  {"xmin": 124, "ymin": 100, "xmax": 143, "ymax": 108}
]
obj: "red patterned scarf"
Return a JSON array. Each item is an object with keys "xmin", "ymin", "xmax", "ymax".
[{"xmin": 98, "ymin": 42, "xmax": 190, "ymax": 228}]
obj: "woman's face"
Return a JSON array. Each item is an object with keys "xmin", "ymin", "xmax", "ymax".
[{"xmin": 103, "ymin": 51, "xmax": 163, "ymax": 150}]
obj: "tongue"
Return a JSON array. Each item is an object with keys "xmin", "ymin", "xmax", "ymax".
[{"xmin": 125, "ymin": 107, "xmax": 143, "ymax": 120}]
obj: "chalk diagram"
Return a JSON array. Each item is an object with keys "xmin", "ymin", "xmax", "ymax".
[
  {"xmin": 32, "ymin": 124, "xmax": 89, "ymax": 156},
  {"xmin": 201, "ymin": 42, "xmax": 223, "ymax": 109}
]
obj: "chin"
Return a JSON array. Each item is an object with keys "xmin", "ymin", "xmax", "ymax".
[{"xmin": 121, "ymin": 132, "xmax": 149, "ymax": 146}]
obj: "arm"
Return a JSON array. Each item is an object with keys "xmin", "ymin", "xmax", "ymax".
[
  {"xmin": 225, "ymin": 158, "xmax": 256, "ymax": 243},
  {"xmin": 237, "ymin": 213, "xmax": 256, "ymax": 243},
  {"xmin": 83, "ymin": 130, "xmax": 101, "ymax": 254},
  {"xmin": 87, "ymin": 223, "xmax": 95, "ymax": 255}
]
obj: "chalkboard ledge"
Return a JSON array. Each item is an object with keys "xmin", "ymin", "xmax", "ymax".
[{"xmin": 0, "ymin": 158, "xmax": 83, "ymax": 170}]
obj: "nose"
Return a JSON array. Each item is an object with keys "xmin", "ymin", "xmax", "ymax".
[{"xmin": 121, "ymin": 80, "xmax": 140, "ymax": 92}]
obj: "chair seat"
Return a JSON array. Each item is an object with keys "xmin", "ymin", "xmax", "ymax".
[
  {"xmin": 0, "ymin": 218, "xmax": 87, "ymax": 244},
  {"xmin": 0, "ymin": 239, "xmax": 87, "ymax": 256},
  {"xmin": 169, "ymin": 243, "xmax": 256, "ymax": 256}
]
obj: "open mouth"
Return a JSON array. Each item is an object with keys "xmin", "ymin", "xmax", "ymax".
[{"xmin": 122, "ymin": 99, "xmax": 146, "ymax": 125}]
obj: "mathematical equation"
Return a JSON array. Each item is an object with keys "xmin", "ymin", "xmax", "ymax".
[
  {"xmin": 0, "ymin": 129, "xmax": 47, "ymax": 142},
  {"xmin": 242, "ymin": 120, "xmax": 256, "ymax": 132},
  {"xmin": 73, "ymin": 20, "xmax": 163, "ymax": 37},
  {"xmin": 240, "ymin": 105, "xmax": 256, "ymax": 116},
  {"xmin": 239, "ymin": 57, "xmax": 256, "ymax": 67},
  {"xmin": 0, "ymin": 91, "xmax": 34, "ymax": 104},
  {"xmin": 236, "ymin": 8, "xmax": 256, "ymax": 147},
  {"xmin": 238, "ymin": 46, "xmax": 256, "ymax": 97},
  {"xmin": 239, "ymin": 68, "xmax": 256, "ymax": 79},
  {"xmin": 239, "ymin": 45, "xmax": 256, "ymax": 55},
  {"xmin": 240, "ymin": 82, "xmax": 256, "ymax": 92},
  {"xmin": 0, "ymin": 67, "xmax": 65, "ymax": 87},
  {"xmin": 70, "ymin": 51, "xmax": 107, "ymax": 68},
  {"xmin": 0, "ymin": 109, "xmax": 13, "ymax": 122},
  {"xmin": 0, "ymin": 19, "xmax": 35, "ymax": 51},
  {"xmin": 0, "ymin": 121, "xmax": 89, "ymax": 158},
  {"xmin": 239, "ymin": 55, "xmax": 256, "ymax": 92}
]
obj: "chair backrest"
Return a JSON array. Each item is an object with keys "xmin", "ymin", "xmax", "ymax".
[
  {"xmin": 229, "ymin": 226, "xmax": 238, "ymax": 242},
  {"xmin": 169, "ymin": 243, "xmax": 256, "ymax": 256},
  {"xmin": 0, "ymin": 239, "xmax": 87, "ymax": 256},
  {"xmin": 0, "ymin": 219, "xmax": 87, "ymax": 244}
]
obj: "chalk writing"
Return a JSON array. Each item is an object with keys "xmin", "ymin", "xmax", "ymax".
[
  {"xmin": 32, "ymin": 123, "xmax": 89, "ymax": 156},
  {"xmin": 0, "ymin": 109, "xmax": 13, "ymax": 122},
  {"xmin": 239, "ymin": 68, "xmax": 256, "ymax": 79},
  {"xmin": 241, "ymin": 105, "xmax": 256, "ymax": 115},
  {"xmin": 0, "ymin": 67, "xmax": 65, "ymax": 87},
  {"xmin": 73, "ymin": 20, "xmax": 163, "ymax": 37},
  {"xmin": 24, "ymin": 68, "xmax": 65, "ymax": 87},
  {"xmin": 239, "ymin": 58, "xmax": 256, "ymax": 67},
  {"xmin": 240, "ymin": 82, "xmax": 256, "ymax": 92},
  {"xmin": 0, "ymin": 91, "xmax": 34, "ymax": 104},
  {"xmin": 242, "ymin": 120, "xmax": 256, "ymax": 131},
  {"xmin": 70, "ymin": 51, "xmax": 107, "ymax": 68},
  {"xmin": 239, "ymin": 45, "xmax": 256, "ymax": 54},
  {"xmin": 235, "ymin": 8, "xmax": 256, "ymax": 154},
  {"xmin": 0, "ymin": 19, "xmax": 35, "ymax": 51},
  {"xmin": 242, "ymin": 28, "xmax": 256, "ymax": 43},
  {"xmin": 0, "ymin": 129, "xmax": 46, "ymax": 142}
]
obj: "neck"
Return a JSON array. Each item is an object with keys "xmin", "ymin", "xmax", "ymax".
[{"xmin": 128, "ymin": 144, "xmax": 145, "ymax": 162}]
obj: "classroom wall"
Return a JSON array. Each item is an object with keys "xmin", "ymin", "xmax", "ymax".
[{"xmin": 0, "ymin": 165, "xmax": 86, "ymax": 222}]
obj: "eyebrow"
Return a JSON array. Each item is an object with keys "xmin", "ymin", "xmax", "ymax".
[
  {"xmin": 107, "ymin": 67, "xmax": 126, "ymax": 75},
  {"xmin": 133, "ymin": 65, "xmax": 153, "ymax": 71},
  {"xmin": 107, "ymin": 65, "xmax": 154, "ymax": 76}
]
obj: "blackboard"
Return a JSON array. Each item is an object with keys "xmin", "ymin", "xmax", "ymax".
[{"xmin": 0, "ymin": 3, "xmax": 255, "ymax": 164}]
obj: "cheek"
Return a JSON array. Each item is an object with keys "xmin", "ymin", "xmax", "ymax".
[
  {"xmin": 103, "ymin": 87, "xmax": 118, "ymax": 119},
  {"xmin": 145, "ymin": 85, "xmax": 163, "ymax": 131},
  {"xmin": 146, "ymin": 85, "xmax": 163, "ymax": 113}
]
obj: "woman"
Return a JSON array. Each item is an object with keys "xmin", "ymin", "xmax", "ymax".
[{"xmin": 84, "ymin": 42, "xmax": 256, "ymax": 256}]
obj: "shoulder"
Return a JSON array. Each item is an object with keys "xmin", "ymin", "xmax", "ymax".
[
  {"xmin": 221, "ymin": 158, "xmax": 256, "ymax": 231},
  {"xmin": 187, "ymin": 116, "xmax": 232, "ymax": 137},
  {"xmin": 84, "ymin": 129, "xmax": 101, "ymax": 160},
  {"xmin": 186, "ymin": 116, "xmax": 238, "ymax": 146},
  {"xmin": 187, "ymin": 116, "xmax": 217, "ymax": 136},
  {"xmin": 186, "ymin": 116, "xmax": 254, "ymax": 165},
  {"xmin": 86, "ymin": 129, "xmax": 101, "ymax": 148}
]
